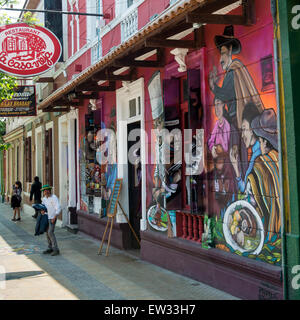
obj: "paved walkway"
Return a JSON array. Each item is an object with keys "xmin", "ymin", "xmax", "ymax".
[{"xmin": 0, "ymin": 203, "xmax": 238, "ymax": 300}]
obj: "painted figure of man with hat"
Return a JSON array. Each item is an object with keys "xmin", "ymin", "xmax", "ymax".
[
  {"xmin": 209, "ymin": 25, "xmax": 265, "ymax": 178},
  {"xmin": 209, "ymin": 25, "xmax": 264, "ymax": 129},
  {"xmin": 40, "ymin": 184, "xmax": 61, "ymax": 256}
]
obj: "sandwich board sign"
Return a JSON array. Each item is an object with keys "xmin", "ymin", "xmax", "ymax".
[{"xmin": 98, "ymin": 179, "xmax": 140, "ymax": 256}]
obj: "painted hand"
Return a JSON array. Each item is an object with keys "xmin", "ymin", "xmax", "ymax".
[
  {"xmin": 212, "ymin": 146, "xmax": 218, "ymax": 159},
  {"xmin": 230, "ymin": 146, "xmax": 240, "ymax": 177}
]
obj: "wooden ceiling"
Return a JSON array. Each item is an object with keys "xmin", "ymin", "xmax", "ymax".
[{"xmin": 41, "ymin": 0, "xmax": 255, "ymax": 113}]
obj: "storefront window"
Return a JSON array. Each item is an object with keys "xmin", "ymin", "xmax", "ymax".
[{"xmin": 85, "ymin": 106, "xmax": 102, "ymax": 198}]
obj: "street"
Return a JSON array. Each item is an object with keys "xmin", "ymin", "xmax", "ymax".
[{"xmin": 0, "ymin": 203, "xmax": 238, "ymax": 300}]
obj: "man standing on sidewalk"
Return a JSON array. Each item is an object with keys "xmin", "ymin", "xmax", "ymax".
[
  {"xmin": 30, "ymin": 176, "xmax": 42, "ymax": 219},
  {"xmin": 40, "ymin": 185, "xmax": 61, "ymax": 256}
]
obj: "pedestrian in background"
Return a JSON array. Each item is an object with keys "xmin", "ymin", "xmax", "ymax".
[
  {"xmin": 30, "ymin": 176, "xmax": 42, "ymax": 219},
  {"xmin": 11, "ymin": 181, "xmax": 22, "ymax": 221},
  {"xmin": 40, "ymin": 184, "xmax": 61, "ymax": 256}
]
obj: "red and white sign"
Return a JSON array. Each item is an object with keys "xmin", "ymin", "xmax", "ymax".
[{"xmin": 0, "ymin": 23, "xmax": 62, "ymax": 77}]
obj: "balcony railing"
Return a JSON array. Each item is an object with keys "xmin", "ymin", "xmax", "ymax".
[{"xmin": 121, "ymin": 8, "xmax": 138, "ymax": 42}]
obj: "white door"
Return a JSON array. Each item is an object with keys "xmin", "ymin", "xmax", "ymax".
[{"xmin": 59, "ymin": 120, "xmax": 69, "ymax": 226}]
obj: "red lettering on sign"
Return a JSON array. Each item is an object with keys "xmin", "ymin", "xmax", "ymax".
[{"xmin": 0, "ymin": 23, "xmax": 61, "ymax": 77}]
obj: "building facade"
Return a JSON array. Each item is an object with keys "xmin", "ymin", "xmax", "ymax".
[{"xmin": 3, "ymin": 0, "xmax": 300, "ymax": 300}]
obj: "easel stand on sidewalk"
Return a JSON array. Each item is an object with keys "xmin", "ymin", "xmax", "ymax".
[{"xmin": 98, "ymin": 179, "xmax": 140, "ymax": 256}]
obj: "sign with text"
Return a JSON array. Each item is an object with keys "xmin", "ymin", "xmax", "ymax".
[
  {"xmin": 0, "ymin": 23, "xmax": 62, "ymax": 77},
  {"xmin": 0, "ymin": 85, "xmax": 36, "ymax": 117}
]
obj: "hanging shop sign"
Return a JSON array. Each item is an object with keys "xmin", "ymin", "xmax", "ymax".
[
  {"xmin": 0, "ymin": 23, "xmax": 62, "ymax": 77},
  {"xmin": 0, "ymin": 85, "xmax": 36, "ymax": 117}
]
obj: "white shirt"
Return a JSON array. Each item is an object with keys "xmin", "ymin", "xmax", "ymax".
[{"xmin": 42, "ymin": 195, "xmax": 61, "ymax": 219}]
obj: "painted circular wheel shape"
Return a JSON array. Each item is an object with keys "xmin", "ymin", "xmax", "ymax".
[
  {"xmin": 147, "ymin": 204, "xmax": 168, "ymax": 232},
  {"xmin": 0, "ymin": 23, "xmax": 62, "ymax": 77},
  {"xmin": 223, "ymin": 200, "xmax": 264, "ymax": 255}
]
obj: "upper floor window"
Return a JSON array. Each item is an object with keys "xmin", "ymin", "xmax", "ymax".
[{"xmin": 115, "ymin": 0, "xmax": 136, "ymax": 17}]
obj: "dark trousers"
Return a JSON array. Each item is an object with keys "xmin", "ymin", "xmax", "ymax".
[{"xmin": 46, "ymin": 220, "xmax": 59, "ymax": 251}]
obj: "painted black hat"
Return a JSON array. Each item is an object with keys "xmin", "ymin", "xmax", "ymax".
[
  {"xmin": 251, "ymin": 108, "xmax": 278, "ymax": 151},
  {"xmin": 214, "ymin": 25, "xmax": 241, "ymax": 55}
]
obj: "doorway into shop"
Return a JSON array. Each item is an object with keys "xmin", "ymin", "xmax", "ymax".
[
  {"xmin": 127, "ymin": 121, "xmax": 142, "ymax": 249},
  {"xmin": 59, "ymin": 115, "xmax": 78, "ymax": 227}
]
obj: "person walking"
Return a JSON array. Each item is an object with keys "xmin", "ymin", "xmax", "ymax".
[
  {"xmin": 11, "ymin": 181, "xmax": 22, "ymax": 221},
  {"xmin": 40, "ymin": 185, "xmax": 61, "ymax": 256},
  {"xmin": 30, "ymin": 176, "xmax": 42, "ymax": 219}
]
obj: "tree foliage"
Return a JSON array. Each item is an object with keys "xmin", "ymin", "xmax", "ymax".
[
  {"xmin": 0, "ymin": 119, "xmax": 10, "ymax": 150},
  {"xmin": 0, "ymin": 1, "xmax": 40, "ymax": 149}
]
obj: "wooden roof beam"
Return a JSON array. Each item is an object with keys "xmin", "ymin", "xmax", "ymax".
[
  {"xmin": 54, "ymin": 101, "xmax": 82, "ymax": 107},
  {"xmin": 75, "ymin": 81, "xmax": 116, "ymax": 92},
  {"xmin": 114, "ymin": 48, "xmax": 165, "ymax": 68},
  {"xmin": 129, "ymin": 47, "xmax": 157, "ymax": 60},
  {"xmin": 186, "ymin": 13, "xmax": 246, "ymax": 25},
  {"xmin": 91, "ymin": 73, "xmax": 134, "ymax": 82},
  {"xmin": 68, "ymin": 92, "xmax": 99, "ymax": 100},
  {"xmin": 188, "ymin": 0, "xmax": 255, "ymax": 26},
  {"xmin": 35, "ymin": 77, "xmax": 54, "ymax": 83},
  {"xmin": 45, "ymin": 107, "xmax": 70, "ymax": 112},
  {"xmin": 145, "ymin": 38, "xmax": 198, "ymax": 49}
]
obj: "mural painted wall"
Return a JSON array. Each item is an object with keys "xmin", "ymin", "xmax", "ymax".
[
  {"xmin": 203, "ymin": 10, "xmax": 281, "ymax": 265},
  {"xmin": 79, "ymin": 95, "xmax": 118, "ymax": 217},
  {"xmin": 146, "ymin": 70, "xmax": 182, "ymax": 236},
  {"xmin": 145, "ymin": 1, "xmax": 280, "ymax": 266}
]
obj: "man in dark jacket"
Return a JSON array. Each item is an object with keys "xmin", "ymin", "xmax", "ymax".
[{"xmin": 30, "ymin": 176, "xmax": 42, "ymax": 218}]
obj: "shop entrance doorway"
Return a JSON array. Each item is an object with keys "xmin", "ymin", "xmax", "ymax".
[{"xmin": 127, "ymin": 121, "xmax": 141, "ymax": 249}]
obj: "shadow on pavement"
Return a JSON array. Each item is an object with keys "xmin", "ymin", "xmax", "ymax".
[{"xmin": 3, "ymin": 271, "xmax": 45, "ymax": 281}]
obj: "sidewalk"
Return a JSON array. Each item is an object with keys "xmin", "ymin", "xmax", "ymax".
[{"xmin": 0, "ymin": 203, "xmax": 239, "ymax": 300}]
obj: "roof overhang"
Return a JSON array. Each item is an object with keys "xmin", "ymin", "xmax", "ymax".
[
  {"xmin": 3, "ymin": 126, "xmax": 24, "ymax": 143},
  {"xmin": 38, "ymin": 0, "xmax": 255, "ymax": 112}
]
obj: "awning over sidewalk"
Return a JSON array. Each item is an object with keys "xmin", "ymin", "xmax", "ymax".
[{"xmin": 38, "ymin": 0, "xmax": 254, "ymax": 112}]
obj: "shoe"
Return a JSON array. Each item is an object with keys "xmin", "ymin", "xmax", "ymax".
[
  {"xmin": 43, "ymin": 249, "xmax": 53, "ymax": 254},
  {"xmin": 12, "ymin": 218, "xmax": 16, "ymax": 221},
  {"xmin": 51, "ymin": 250, "xmax": 60, "ymax": 256},
  {"xmin": 16, "ymin": 218, "xmax": 21, "ymax": 221}
]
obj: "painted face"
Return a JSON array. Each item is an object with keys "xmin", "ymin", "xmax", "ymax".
[
  {"xmin": 87, "ymin": 131, "xmax": 94, "ymax": 143},
  {"xmin": 215, "ymin": 98, "xmax": 224, "ymax": 120},
  {"xmin": 220, "ymin": 45, "xmax": 232, "ymax": 71},
  {"xmin": 241, "ymin": 119, "xmax": 254, "ymax": 148}
]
